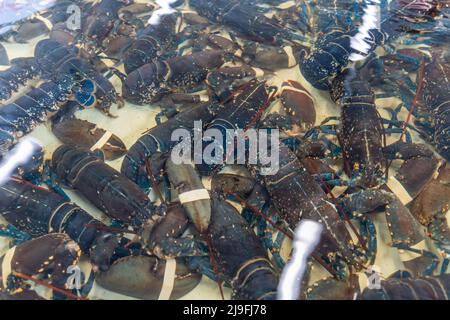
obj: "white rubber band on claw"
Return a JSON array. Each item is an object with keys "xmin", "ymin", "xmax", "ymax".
[
  {"xmin": 330, "ymin": 186, "xmax": 348, "ymax": 199},
  {"xmin": 277, "ymin": 1, "xmax": 296, "ymax": 9},
  {"xmin": 35, "ymin": 14, "xmax": 54, "ymax": 31},
  {"xmin": 386, "ymin": 176, "xmax": 413, "ymax": 205},
  {"xmin": 158, "ymin": 258, "xmax": 176, "ymax": 300},
  {"xmin": 2, "ymin": 246, "xmax": 16, "ymax": 288},
  {"xmin": 283, "ymin": 46, "xmax": 297, "ymax": 67},
  {"xmin": 252, "ymin": 67, "xmax": 265, "ymax": 78},
  {"xmin": 90, "ymin": 131, "xmax": 113, "ymax": 152},
  {"xmin": 178, "ymin": 189, "xmax": 210, "ymax": 204},
  {"xmin": 199, "ymin": 94, "xmax": 210, "ymax": 102}
]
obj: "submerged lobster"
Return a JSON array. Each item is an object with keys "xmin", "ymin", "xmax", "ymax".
[
  {"xmin": 416, "ymin": 54, "xmax": 450, "ymax": 160},
  {"xmin": 0, "ymin": 75, "xmax": 75, "ymax": 156},
  {"xmin": 364, "ymin": 47, "xmax": 449, "ymax": 161},
  {"xmin": 0, "ymin": 59, "xmax": 38, "ymax": 102},
  {"xmin": 0, "ymin": 234, "xmax": 81, "ymax": 300},
  {"xmin": 305, "ymin": 271, "xmax": 450, "ymax": 300},
  {"xmin": 34, "ymin": 39, "xmax": 123, "ymax": 114},
  {"xmin": 51, "ymin": 101, "xmax": 127, "ymax": 161},
  {"xmin": 121, "ymin": 102, "xmax": 218, "ymax": 191},
  {"xmin": 51, "ymin": 145, "xmax": 154, "ymax": 229},
  {"xmin": 0, "ymin": 178, "xmax": 118, "ymax": 272},
  {"xmin": 122, "ymin": 50, "xmax": 225, "ymax": 105},
  {"xmin": 152, "ymin": 160, "xmax": 279, "ymax": 300},
  {"xmin": 122, "ymin": 13, "xmax": 179, "ymax": 74},
  {"xmin": 299, "ymin": 0, "xmax": 444, "ymax": 89},
  {"xmin": 189, "ymin": 0, "xmax": 305, "ymax": 44}
]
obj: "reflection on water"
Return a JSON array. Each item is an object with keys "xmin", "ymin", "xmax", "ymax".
[{"xmin": 0, "ymin": 0, "xmax": 56, "ymax": 33}]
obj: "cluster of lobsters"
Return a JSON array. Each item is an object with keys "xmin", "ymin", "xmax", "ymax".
[{"xmin": 0, "ymin": 0, "xmax": 449, "ymax": 300}]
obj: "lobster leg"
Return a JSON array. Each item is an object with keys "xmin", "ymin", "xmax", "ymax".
[
  {"xmin": 0, "ymin": 225, "xmax": 31, "ymax": 245},
  {"xmin": 41, "ymin": 160, "xmax": 71, "ymax": 201},
  {"xmin": 339, "ymin": 189, "xmax": 440, "ymax": 276}
]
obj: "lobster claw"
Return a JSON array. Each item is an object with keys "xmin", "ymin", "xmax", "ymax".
[
  {"xmin": 95, "ymin": 256, "xmax": 201, "ymax": 300},
  {"xmin": 90, "ymin": 233, "xmax": 119, "ymax": 272},
  {"xmin": 52, "ymin": 104, "xmax": 127, "ymax": 161},
  {"xmin": 0, "ymin": 234, "xmax": 81, "ymax": 299},
  {"xmin": 80, "ymin": 79, "xmax": 96, "ymax": 94}
]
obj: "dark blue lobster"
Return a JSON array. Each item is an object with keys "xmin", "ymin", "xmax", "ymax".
[
  {"xmin": 190, "ymin": 0, "xmax": 306, "ymax": 45},
  {"xmin": 0, "ymin": 75, "xmax": 75, "ymax": 156},
  {"xmin": 299, "ymin": 0, "xmax": 443, "ymax": 90},
  {"xmin": 0, "ymin": 58, "xmax": 38, "ymax": 102}
]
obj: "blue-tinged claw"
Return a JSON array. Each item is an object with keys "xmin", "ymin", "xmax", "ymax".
[
  {"xmin": 80, "ymin": 79, "xmax": 96, "ymax": 94},
  {"xmin": 77, "ymin": 94, "xmax": 96, "ymax": 108}
]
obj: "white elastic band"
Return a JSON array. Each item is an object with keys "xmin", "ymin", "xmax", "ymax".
[
  {"xmin": 386, "ymin": 176, "xmax": 413, "ymax": 205},
  {"xmin": 433, "ymin": 160, "xmax": 445, "ymax": 180},
  {"xmin": 283, "ymin": 46, "xmax": 297, "ymax": 67},
  {"xmin": 199, "ymin": 94, "xmax": 209, "ymax": 102},
  {"xmin": 175, "ymin": 16, "xmax": 183, "ymax": 34},
  {"xmin": 2, "ymin": 246, "xmax": 16, "ymax": 288},
  {"xmin": 34, "ymin": 14, "xmax": 54, "ymax": 31},
  {"xmin": 252, "ymin": 67, "xmax": 265, "ymax": 78},
  {"xmin": 90, "ymin": 131, "xmax": 113, "ymax": 152},
  {"xmin": 178, "ymin": 189, "xmax": 210, "ymax": 204},
  {"xmin": 277, "ymin": 1, "xmax": 296, "ymax": 9},
  {"xmin": 158, "ymin": 259, "xmax": 177, "ymax": 300},
  {"xmin": 330, "ymin": 186, "xmax": 348, "ymax": 199}
]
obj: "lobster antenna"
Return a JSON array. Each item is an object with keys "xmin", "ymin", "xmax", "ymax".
[
  {"xmin": 244, "ymin": 86, "xmax": 278, "ymax": 131},
  {"xmin": 11, "ymin": 271, "xmax": 88, "ymax": 300},
  {"xmin": 10, "ymin": 176, "xmax": 49, "ymax": 192},
  {"xmin": 224, "ymin": 188, "xmax": 292, "ymax": 238},
  {"xmin": 202, "ymin": 233, "xmax": 225, "ymax": 300},
  {"xmin": 209, "ymin": 78, "xmax": 254, "ymax": 106},
  {"xmin": 386, "ymin": 58, "xmax": 426, "ymax": 173},
  {"xmin": 142, "ymin": 152, "xmax": 167, "ymax": 205},
  {"xmin": 374, "ymin": 103, "xmax": 390, "ymax": 182},
  {"xmin": 210, "ymin": 84, "xmax": 277, "ymax": 177}
]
